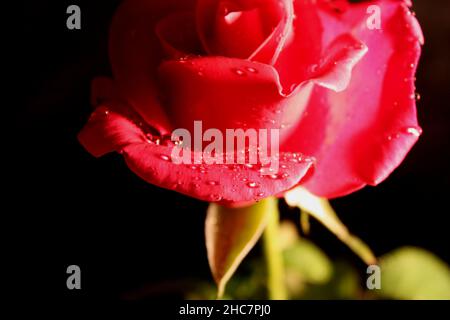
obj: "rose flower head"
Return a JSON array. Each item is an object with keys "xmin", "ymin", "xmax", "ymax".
[{"xmin": 79, "ymin": 0, "xmax": 423, "ymax": 206}]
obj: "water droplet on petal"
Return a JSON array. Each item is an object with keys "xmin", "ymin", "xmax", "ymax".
[
  {"xmin": 232, "ymin": 68, "xmax": 246, "ymax": 76},
  {"xmin": 206, "ymin": 180, "xmax": 219, "ymax": 186},
  {"xmin": 210, "ymin": 194, "xmax": 223, "ymax": 202},
  {"xmin": 160, "ymin": 155, "xmax": 171, "ymax": 162},
  {"xmin": 259, "ymin": 167, "xmax": 274, "ymax": 175},
  {"xmin": 245, "ymin": 67, "xmax": 258, "ymax": 74},
  {"xmin": 404, "ymin": 126, "xmax": 422, "ymax": 137},
  {"xmin": 246, "ymin": 181, "xmax": 260, "ymax": 188}
]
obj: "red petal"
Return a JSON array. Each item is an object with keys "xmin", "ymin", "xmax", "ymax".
[
  {"xmin": 78, "ymin": 105, "xmax": 146, "ymax": 157},
  {"xmin": 274, "ymin": 0, "xmax": 370, "ymax": 92},
  {"xmin": 123, "ymin": 142, "xmax": 314, "ymax": 205},
  {"xmin": 78, "ymin": 105, "xmax": 314, "ymax": 205},
  {"xmin": 311, "ymin": 34, "xmax": 367, "ymax": 92},
  {"xmin": 109, "ymin": 0, "xmax": 197, "ymax": 134},
  {"xmin": 249, "ymin": 0, "xmax": 294, "ymax": 65},
  {"xmin": 158, "ymin": 56, "xmax": 314, "ymax": 141},
  {"xmin": 273, "ymin": 0, "xmax": 324, "ymax": 90},
  {"xmin": 282, "ymin": 0, "xmax": 423, "ymax": 198}
]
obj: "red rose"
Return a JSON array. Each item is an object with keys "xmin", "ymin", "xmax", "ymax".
[{"xmin": 79, "ymin": 0, "xmax": 423, "ymax": 205}]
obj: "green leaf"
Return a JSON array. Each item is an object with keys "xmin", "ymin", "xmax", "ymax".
[
  {"xmin": 298, "ymin": 261, "xmax": 361, "ymax": 300},
  {"xmin": 205, "ymin": 198, "xmax": 276, "ymax": 298},
  {"xmin": 285, "ymin": 187, "xmax": 377, "ymax": 265},
  {"xmin": 378, "ymin": 247, "xmax": 450, "ymax": 300},
  {"xmin": 283, "ymin": 239, "xmax": 333, "ymax": 285}
]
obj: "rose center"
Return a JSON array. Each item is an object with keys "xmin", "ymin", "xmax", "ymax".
[{"xmin": 196, "ymin": 0, "xmax": 286, "ymax": 59}]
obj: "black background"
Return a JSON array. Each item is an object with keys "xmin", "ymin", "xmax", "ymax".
[{"xmin": 18, "ymin": 0, "xmax": 450, "ymax": 301}]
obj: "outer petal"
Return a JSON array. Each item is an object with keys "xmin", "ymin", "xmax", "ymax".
[
  {"xmin": 282, "ymin": 0, "xmax": 423, "ymax": 198},
  {"xmin": 78, "ymin": 105, "xmax": 147, "ymax": 158},
  {"xmin": 109, "ymin": 0, "xmax": 197, "ymax": 133},
  {"xmin": 274, "ymin": 0, "xmax": 368, "ymax": 93},
  {"xmin": 123, "ymin": 143, "xmax": 314, "ymax": 205},
  {"xmin": 78, "ymin": 105, "xmax": 315, "ymax": 205}
]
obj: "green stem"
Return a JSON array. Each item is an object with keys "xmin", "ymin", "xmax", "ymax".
[{"xmin": 263, "ymin": 207, "xmax": 287, "ymax": 300}]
